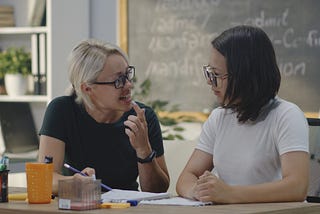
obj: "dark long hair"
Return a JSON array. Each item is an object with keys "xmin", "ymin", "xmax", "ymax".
[{"xmin": 212, "ymin": 25, "xmax": 281, "ymax": 123}]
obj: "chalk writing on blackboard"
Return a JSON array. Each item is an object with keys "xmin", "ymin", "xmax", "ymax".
[{"xmin": 128, "ymin": 0, "xmax": 320, "ymax": 113}]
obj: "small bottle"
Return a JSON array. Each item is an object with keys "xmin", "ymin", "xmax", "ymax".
[
  {"xmin": 0, "ymin": 156, "xmax": 9, "ymax": 202},
  {"xmin": 44, "ymin": 156, "xmax": 54, "ymax": 199}
]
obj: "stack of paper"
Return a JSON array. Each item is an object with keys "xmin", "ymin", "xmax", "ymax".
[
  {"xmin": 101, "ymin": 189, "xmax": 170, "ymax": 203},
  {"xmin": 140, "ymin": 196, "xmax": 212, "ymax": 206},
  {"xmin": 101, "ymin": 190, "xmax": 212, "ymax": 206}
]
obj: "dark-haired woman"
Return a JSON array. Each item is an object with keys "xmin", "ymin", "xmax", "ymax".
[{"xmin": 176, "ymin": 25, "xmax": 309, "ymax": 203}]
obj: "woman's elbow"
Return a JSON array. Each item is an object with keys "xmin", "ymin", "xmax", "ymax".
[{"xmin": 290, "ymin": 179, "xmax": 309, "ymax": 202}]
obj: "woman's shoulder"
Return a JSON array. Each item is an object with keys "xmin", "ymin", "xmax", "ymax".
[
  {"xmin": 209, "ymin": 106, "xmax": 231, "ymax": 119},
  {"xmin": 204, "ymin": 107, "xmax": 233, "ymax": 127},
  {"xmin": 274, "ymin": 97, "xmax": 304, "ymax": 114},
  {"xmin": 270, "ymin": 97, "xmax": 306, "ymax": 124},
  {"xmin": 47, "ymin": 95, "xmax": 75, "ymax": 112},
  {"xmin": 49, "ymin": 95, "xmax": 74, "ymax": 105}
]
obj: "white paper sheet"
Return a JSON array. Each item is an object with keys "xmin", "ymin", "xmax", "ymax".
[
  {"xmin": 101, "ymin": 189, "xmax": 170, "ymax": 202},
  {"xmin": 140, "ymin": 196, "xmax": 212, "ymax": 206}
]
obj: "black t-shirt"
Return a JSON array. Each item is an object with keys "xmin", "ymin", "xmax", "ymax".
[{"xmin": 39, "ymin": 95, "xmax": 164, "ymax": 190}]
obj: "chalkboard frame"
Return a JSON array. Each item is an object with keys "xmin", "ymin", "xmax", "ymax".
[{"xmin": 118, "ymin": 0, "xmax": 128, "ymax": 53}]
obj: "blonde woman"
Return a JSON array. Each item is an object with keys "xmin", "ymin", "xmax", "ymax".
[{"xmin": 38, "ymin": 39, "xmax": 169, "ymax": 195}]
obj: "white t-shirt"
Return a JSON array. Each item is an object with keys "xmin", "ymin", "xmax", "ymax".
[{"xmin": 197, "ymin": 97, "xmax": 309, "ymax": 185}]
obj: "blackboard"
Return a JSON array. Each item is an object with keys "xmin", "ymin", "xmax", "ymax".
[{"xmin": 128, "ymin": 0, "xmax": 320, "ymax": 113}]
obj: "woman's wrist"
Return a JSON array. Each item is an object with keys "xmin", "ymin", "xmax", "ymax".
[{"xmin": 135, "ymin": 145, "xmax": 152, "ymax": 159}]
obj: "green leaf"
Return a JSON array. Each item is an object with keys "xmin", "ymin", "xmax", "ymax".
[
  {"xmin": 0, "ymin": 47, "xmax": 31, "ymax": 77},
  {"xmin": 173, "ymin": 126, "xmax": 184, "ymax": 131},
  {"xmin": 163, "ymin": 134, "xmax": 175, "ymax": 140},
  {"xmin": 159, "ymin": 117, "xmax": 177, "ymax": 126},
  {"xmin": 174, "ymin": 134, "xmax": 184, "ymax": 140}
]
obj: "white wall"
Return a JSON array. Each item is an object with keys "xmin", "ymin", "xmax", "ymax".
[
  {"xmin": 50, "ymin": 0, "xmax": 118, "ymax": 99},
  {"xmin": 90, "ymin": 0, "xmax": 117, "ymax": 44}
]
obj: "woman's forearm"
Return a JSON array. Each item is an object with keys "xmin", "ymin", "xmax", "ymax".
[
  {"xmin": 138, "ymin": 158, "xmax": 170, "ymax": 193},
  {"xmin": 52, "ymin": 172, "xmax": 73, "ymax": 195},
  {"xmin": 176, "ymin": 172, "xmax": 198, "ymax": 199}
]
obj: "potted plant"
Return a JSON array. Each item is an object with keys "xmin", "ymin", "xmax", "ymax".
[{"xmin": 0, "ymin": 47, "xmax": 32, "ymax": 96}]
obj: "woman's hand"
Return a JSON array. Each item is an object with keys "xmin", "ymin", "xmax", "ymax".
[
  {"xmin": 124, "ymin": 101, "xmax": 151, "ymax": 156},
  {"xmin": 194, "ymin": 171, "xmax": 233, "ymax": 203},
  {"xmin": 80, "ymin": 167, "xmax": 96, "ymax": 178}
]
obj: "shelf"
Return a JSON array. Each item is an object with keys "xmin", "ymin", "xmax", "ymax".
[
  {"xmin": 0, "ymin": 95, "xmax": 48, "ymax": 102},
  {"xmin": 0, "ymin": 26, "xmax": 48, "ymax": 35}
]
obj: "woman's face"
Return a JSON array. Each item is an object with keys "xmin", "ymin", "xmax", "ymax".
[
  {"xmin": 208, "ymin": 48, "xmax": 229, "ymax": 104},
  {"xmin": 87, "ymin": 54, "xmax": 133, "ymax": 115}
]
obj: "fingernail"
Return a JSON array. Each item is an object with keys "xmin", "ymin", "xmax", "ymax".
[{"xmin": 131, "ymin": 100, "xmax": 137, "ymax": 105}]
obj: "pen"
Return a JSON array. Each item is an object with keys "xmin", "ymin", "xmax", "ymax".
[
  {"xmin": 125, "ymin": 200, "xmax": 138, "ymax": 206},
  {"xmin": 63, "ymin": 163, "xmax": 112, "ymax": 191}
]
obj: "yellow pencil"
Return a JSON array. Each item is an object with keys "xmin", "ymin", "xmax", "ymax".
[
  {"xmin": 100, "ymin": 202, "xmax": 131, "ymax": 208},
  {"xmin": 8, "ymin": 193, "xmax": 28, "ymax": 201}
]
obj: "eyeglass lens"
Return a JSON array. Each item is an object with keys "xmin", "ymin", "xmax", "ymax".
[
  {"xmin": 115, "ymin": 66, "xmax": 135, "ymax": 88},
  {"xmin": 203, "ymin": 66, "xmax": 217, "ymax": 87}
]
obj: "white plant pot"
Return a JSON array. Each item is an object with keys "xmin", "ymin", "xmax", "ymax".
[{"xmin": 4, "ymin": 73, "xmax": 28, "ymax": 96}]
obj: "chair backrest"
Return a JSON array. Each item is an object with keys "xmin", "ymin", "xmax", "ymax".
[
  {"xmin": 0, "ymin": 102, "xmax": 39, "ymax": 154},
  {"xmin": 163, "ymin": 140, "xmax": 197, "ymax": 195},
  {"xmin": 306, "ymin": 118, "xmax": 320, "ymax": 202}
]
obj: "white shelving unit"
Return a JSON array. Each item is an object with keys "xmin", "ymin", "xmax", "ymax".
[
  {"xmin": 0, "ymin": 26, "xmax": 47, "ymax": 34},
  {"xmin": 0, "ymin": 1, "xmax": 52, "ymax": 137},
  {"xmin": 0, "ymin": 1, "xmax": 50, "ymax": 167},
  {"xmin": 0, "ymin": 95, "xmax": 47, "ymax": 102},
  {"xmin": 0, "ymin": 0, "xmax": 91, "ymax": 173},
  {"xmin": 0, "ymin": 0, "xmax": 115, "ymax": 173},
  {"xmin": 0, "ymin": 35, "xmax": 50, "ymax": 102},
  {"xmin": 0, "ymin": 0, "xmax": 90, "ymax": 130}
]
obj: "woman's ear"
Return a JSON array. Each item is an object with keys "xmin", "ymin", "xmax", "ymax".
[{"xmin": 80, "ymin": 82, "xmax": 92, "ymax": 94}]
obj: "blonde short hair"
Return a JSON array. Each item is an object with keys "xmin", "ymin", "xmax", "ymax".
[{"xmin": 67, "ymin": 39, "xmax": 128, "ymax": 109}]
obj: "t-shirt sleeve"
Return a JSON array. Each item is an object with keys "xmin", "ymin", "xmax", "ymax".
[
  {"xmin": 39, "ymin": 97, "xmax": 69, "ymax": 143},
  {"xmin": 196, "ymin": 109, "xmax": 219, "ymax": 155},
  {"xmin": 276, "ymin": 104, "xmax": 309, "ymax": 155}
]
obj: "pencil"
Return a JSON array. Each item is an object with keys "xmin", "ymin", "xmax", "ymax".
[{"xmin": 64, "ymin": 163, "xmax": 112, "ymax": 191}]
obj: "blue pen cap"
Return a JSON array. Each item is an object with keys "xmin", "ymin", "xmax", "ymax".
[{"xmin": 127, "ymin": 200, "xmax": 138, "ymax": 206}]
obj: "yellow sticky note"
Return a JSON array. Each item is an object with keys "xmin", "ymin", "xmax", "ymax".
[{"xmin": 101, "ymin": 202, "xmax": 130, "ymax": 208}]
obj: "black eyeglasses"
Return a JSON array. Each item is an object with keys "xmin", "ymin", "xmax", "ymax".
[
  {"xmin": 203, "ymin": 65, "xmax": 228, "ymax": 87},
  {"xmin": 93, "ymin": 66, "xmax": 135, "ymax": 89}
]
